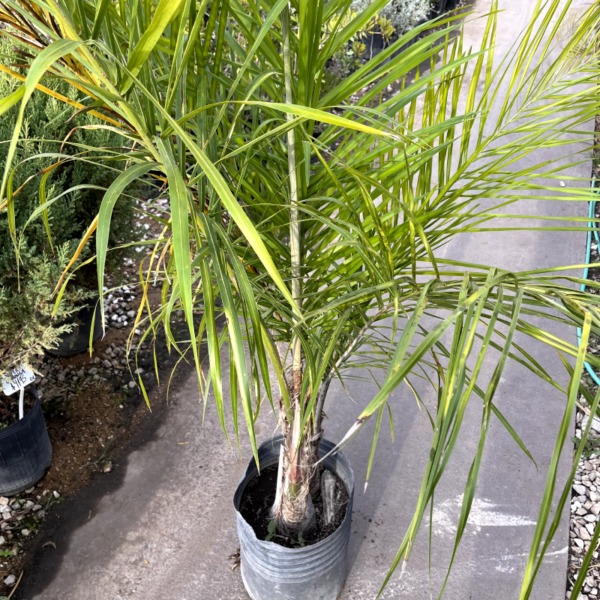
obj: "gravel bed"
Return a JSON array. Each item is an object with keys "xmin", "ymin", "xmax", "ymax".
[
  {"xmin": 35, "ymin": 338, "xmax": 152, "ymax": 403},
  {"xmin": 567, "ymin": 411, "xmax": 600, "ymax": 599},
  {"xmin": 34, "ymin": 282, "xmax": 153, "ymax": 405},
  {"xmin": 0, "ymin": 487, "xmax": 62, "ymax": 590}
]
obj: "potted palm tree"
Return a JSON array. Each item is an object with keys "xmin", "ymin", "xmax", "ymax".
[{"xmin": 1, "ymin": 0, "xmax": 600, "ymax": 597}]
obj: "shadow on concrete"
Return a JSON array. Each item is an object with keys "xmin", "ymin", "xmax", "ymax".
[{"xmin": 16, "ymin": 347, "xmax": 199, "ymax": 599}]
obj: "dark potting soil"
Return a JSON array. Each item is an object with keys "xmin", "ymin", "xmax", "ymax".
[
  {"xmin": 0, "ymin": 388, "xmax": 36, "ymax": 427},
  {"xmin": 239, "ymin": 464, "xmax": 349, "ymax": 548}
]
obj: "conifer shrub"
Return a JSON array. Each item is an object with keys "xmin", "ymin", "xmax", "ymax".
[
  {"xmin": 0, "ymin": 245, "xmax": 94, "ymax": 377},
  {"xmin": 0, "ymin": 41, "xmax": 136, "ymax": 375},
  {"xmin": 350, "ymin": 0, "xmax": 432, "ymax": 34}
]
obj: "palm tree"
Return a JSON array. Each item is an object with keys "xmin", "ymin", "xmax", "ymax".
[{"xmin": 1, "ymin": 0, "xmax": 600, "ymax": 594}]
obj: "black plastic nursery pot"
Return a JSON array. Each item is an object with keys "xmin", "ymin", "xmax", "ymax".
[
  {"xmin": 437, "ymin": 0, "xmax": 459, "ymax": 12},
  {"xmin": 233, "ymin": 436, "xmax": 355, "ymax": 600},
  {"xmin": 0, "ymin": 386, "xmax": 52, "ymax": 496},
  {"xmin": 47, "ymin": 303, "xmax": 103, "ymax": 358}
]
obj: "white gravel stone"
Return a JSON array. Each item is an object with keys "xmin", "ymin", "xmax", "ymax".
[
  {"xmin": 582, "ymin": 415, "xmax": 600, "ymax": 433},
  {"xmin": 4, "ymin": 575, "xmax": 15, "ymax": 586},
  {"xmin": 581, "ymin": 528, "xmax": 592, "ymax": 541}
]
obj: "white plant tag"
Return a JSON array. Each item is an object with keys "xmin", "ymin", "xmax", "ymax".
[{"xmin": 2, "ymin": 365, "xmax": 35, "ymax": 396}]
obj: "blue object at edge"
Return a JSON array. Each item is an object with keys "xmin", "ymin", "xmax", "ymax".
[{"xmin": 577, "ymin": 181, "xmax": 600, "ymax": 386}]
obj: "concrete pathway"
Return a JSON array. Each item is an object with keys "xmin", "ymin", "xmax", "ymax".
[{"xmin": 19, "ymin": 1, "xmax": 594, "ymax": 598}]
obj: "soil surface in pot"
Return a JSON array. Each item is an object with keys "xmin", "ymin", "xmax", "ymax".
[
  {"xmin": 0, "ymin": 389, "xmax": 36, "ymax": 427},
  {"xmin": 239, "ymin": 464, "xmax": 349, "ymax": 548}
]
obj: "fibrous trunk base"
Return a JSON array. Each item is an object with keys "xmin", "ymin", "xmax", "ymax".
[
  {"xmin": 273, "ymin": 421, "xmax": 320, "ymax": 536},
  {"xmin": 276, "ymin": 433, "xmax": 317, "ymax": 535}
]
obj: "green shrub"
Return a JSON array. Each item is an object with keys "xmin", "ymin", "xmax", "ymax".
[
  {"xmin": 0, "ymin": 244, "xmax": 94, "ymax": 378},
  {"xmin": 0, "ymin": 40, "xmax": 135, "ymax": 286},
  {"xmin": 351, "ymin": 0, "xmax": 432, "ymax": 34},
  {"xmin": 0, "ymin": 40, "xmax": 137, "ymax": 374}
]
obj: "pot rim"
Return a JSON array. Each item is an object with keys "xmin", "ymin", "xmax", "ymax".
[{"xmin": 0, "ymin": 386, "xmax": 41, "ymax": 441}]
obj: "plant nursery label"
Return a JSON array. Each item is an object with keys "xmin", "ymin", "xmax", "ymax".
[{"xmin": 2, "ymin": 365, "xmax": 35, "ymax": 396}]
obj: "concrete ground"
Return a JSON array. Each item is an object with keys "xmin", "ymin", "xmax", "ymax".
[{"xmin": 18, "ymin": 0, "xmax": 595, "ymax": 598}]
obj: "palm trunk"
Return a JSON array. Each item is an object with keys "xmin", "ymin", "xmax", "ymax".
[
  {"xmin": 276, "ymin": 404, "xmax": 317, "ymax": 535},
  {"xmin": 272, "ymin": 4, "xmax": 316, "ymax": 536}
]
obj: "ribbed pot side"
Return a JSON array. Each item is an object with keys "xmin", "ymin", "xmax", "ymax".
[
  {"xmin": 0, "ymin": 387, "xmax": 52, "ymax": 496},
  {"xmin": 233, "ymin": 436, "xmax": 355, "ymax": 600}
]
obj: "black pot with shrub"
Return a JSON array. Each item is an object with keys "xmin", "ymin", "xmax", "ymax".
[{"xmin": 0, "ymin": 247, "xmax": 92, "ymax": 494}]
